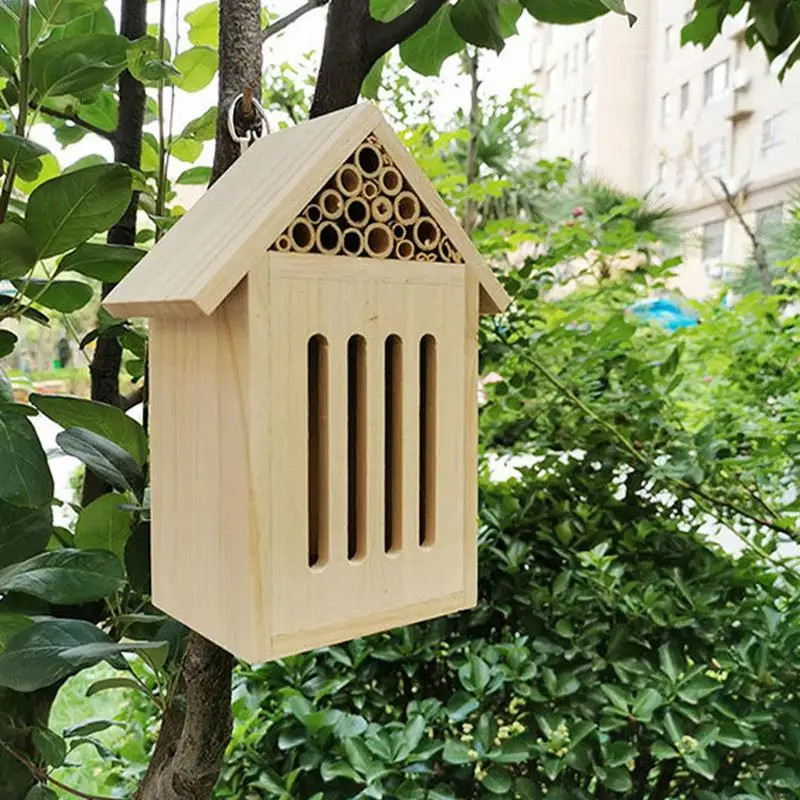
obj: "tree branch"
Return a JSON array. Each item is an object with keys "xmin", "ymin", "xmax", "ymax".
[
  {"xmin": 368, "ymin": 0, "xmax": 446, "ymax": 59},
  {"xmin": 30, "ymin": 103, "xmax": 116, "ymax": 142},
  {"xmin": 121, "ymin": 385, "xmax": 145, "ymax": 410},
  {"xmin": 261, "ymin": 0, "xmax": 329, "ymax": 42},
  {"xmin": 715, "ymin": 176, "xmax": 773, "ymax": 294}
]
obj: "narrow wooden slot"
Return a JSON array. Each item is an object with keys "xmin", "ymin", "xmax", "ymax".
[
  {"xmin": 308, "ymin": 335, "xmax": 329, "ymax": 568},
  {"xmin": 384, "ymin": 335, "xmax": 403, "ymax": 553},
  {"xmin": 419, "ymin": 334, "xmax": 437, "ymax": 547},
  {"xmin": 347, "ymin": 335, "xmax": 367, "ymax": 561}
]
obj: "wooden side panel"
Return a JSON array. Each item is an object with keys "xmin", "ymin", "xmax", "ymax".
[
  {"xmin": 149, "ymin": 281, "xmax": 257, "ymax": 658},
  {"xmin": 250, "ymin": 253, "xmax": 470, "ymax": 660}
]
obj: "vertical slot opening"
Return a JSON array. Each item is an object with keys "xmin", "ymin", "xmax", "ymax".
[
  {"xmin": 419, "ymin": 334, "xmax": 437, "ymax": 547},
  {"xmin": 384, "ymin": 335, "xmax": 403, "ymax": 553},
  {"xmin": 348, "ymin": 335, "xmax": 367, "ymax": 561},
  {"xmin": 308, "ymin": 335, "xmax": 329, "ymax": 568}
]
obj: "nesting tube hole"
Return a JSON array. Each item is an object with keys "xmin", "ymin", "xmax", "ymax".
[
  {"xmin": 380, "ymin": 166, "xmax": 402, "ymax": 196},
  {"xmin": 396, "ymin": 239, "xmax": 414, "ymax": 261},
  {"xmin": 355, "ymin": 143, "xmax": 382, "ymax": 177},
  {"xmin": 343, "ymin": 228, "xmax": 364, "ymax": 256},
  {"xmin": 336, "ymin": 164, "xmax": 363, "ymax": 197},
  {"xmin": 364, "ymin": 223, "xmax": 393, "ymax": 259},
  {"xmin": 345, "ymin": 197, "xmax": 369, "ymax": 228}
]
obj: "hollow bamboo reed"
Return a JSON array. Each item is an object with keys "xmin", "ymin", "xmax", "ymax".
[
  {"xmin": 344, "ymin": 196, "xmax": 370, "ymax": 228},
  {"xmin": 335, "ymin": 164, "xmax": 362, "ymax": 197},
  {"xmin": 392, "ymin": 223, "xmax": 406, "ymax": 239},
  {"xmin": 394, "ymin": 191, "xmax": 421, "ymax": 225},
  {"xmin": 371, "ymin": 196, "xmax": 393, "ymax": 223},
  {"xmin": 412, "ymin": 216, "xmax": 441, "ymax": 251},
  {"xmin": 415, "ymin": 253, "xmax": 428, "ymax": 262},
  {"xmin": 342, "ymin": 227, "xmax": 364, "ymax": 256},
  {"xmin": 379, "ymin": 166, "xmax": 402, "ymax": 196},
  {"xmin": 362, "ymin": 180, "xmax": 379, "ymax": 200},
  {"xmin": 363, "ymin": 223, "xmax": 394, "ymax": 259},
  {"xmin": 396, "ymin": 239, "xmax": 414, "ymax": 261},
  {"xmin": 426, "ymin": 253, "xmax": 436, "ymax": 261},
  {"xmin": 288, "ymin": 217, "xmax": 315, "ymax": 253},
  {"xmin": 319, "ymin": 188, "xmax": 345, "ymax": 220},
  {"xmin": 354, "ymin": 142, "xmax": 382, "ymax": 178},
  {"xmin": 305, "ymin": 203, "xmax": 322, "ymax": 224},
  {"xmin": 315, "ymin": 220, "xmax": 343, "ymax": 254},
  {"xmin": 438, "ymin": 237, "xmax": 452, "ymax": 262},
  {"xmin": 275, "ymin": 234, "xmax": 292, "ymax": 252}
]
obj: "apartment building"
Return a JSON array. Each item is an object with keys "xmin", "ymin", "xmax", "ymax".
[{"xmin": 533, "ymin": 0, "xmax": 800, "ymax": 297}]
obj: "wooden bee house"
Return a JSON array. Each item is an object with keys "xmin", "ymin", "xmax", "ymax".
[{"xmin": 104, "ymin": 102, "xmax": 510, "ymax": 662}]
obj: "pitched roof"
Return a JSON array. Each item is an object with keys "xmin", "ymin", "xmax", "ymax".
[{"xmin": 104, "ymin": 102, "xmax": 510, "ymax": 319}]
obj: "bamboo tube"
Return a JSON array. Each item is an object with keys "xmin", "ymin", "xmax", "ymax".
[
  {"xmin": 392, "ymin": 223, "xmax": 406, "ymax": 239},
  {"xmin": 319, "ymin": 188, "xmax": 344, "ymax": 219},
  {"xmin": 415, "ymin": 253, "xmax": 428, "ymax": 262},
  {"xmin": 394, "ymin": 191, "xmax": 421, "ymax": 225},
  {"xmin": 379, "ymin": 166, "xmax": 402, "ymax": 196},
  {"xmin": 382, "ymin": 152, "xmax": 392, "ymax": 165},
  {"xmin": 363, "ymin": 223, "xmax": 393, "ymax": 259},
  {"xmin": 275, "ymin": 234, "xmax": 292, "ymax": 252},
  {"xmin": 354, "ymin": 142, "xmax": 382, "ymax": 178},
  {"xmin": 288, "ymin": 217, "xmax": 315, "ymax": 252},
  {"xmin": 396, "ymin": 239, "xmax": 414, "ymax": 261},
  {"xmin": 342, "ymin": 228, "xmax": 364, "ymax": 256},
  {"xmin": 426, "ymin": 253, "xmax": 436, "ymax": 261},
  {"xmin": 315, "ymin": 220, "xmax": 343, "ymax": 254},
  {"xmin": 305, "ymin": 203, "xmax": 323, "ymax": 223},
  {"xmin": 413, "ymin": 216, "xmax": 441, "ymax": 251},
  {"xmin": 371, "ymin": 196, "xmax": 393, "ymax": 223},
  {"xmin": 362, "ymin": 180, "xmax": 379, "ymax": 200},
  {"xmin": 344, "ymin": 196, "xmax": 370, "ymax": 228},
  {"xmin": 438, "ymin": 237, "xmax": 453, "ymax": 262},
  {"xmin": 335, "ymin": 164, "xmax": 362, "ymax": 197}
]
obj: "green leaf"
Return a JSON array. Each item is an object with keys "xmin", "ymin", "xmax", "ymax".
[
  {"xmin": 681, "ymin": 7, "xmax": 718, "ymax": 48},
  {"xmin": 0, "ymin": 613, "xmax": 33, "ymax": 652},
  {"xmin": 458, "ymin": 654, "xmax": 491, "ymax": 693},
  {"xmin": 0, "ymin": 0, "xmax": 44, "ymax": 58},
  {"xmin": 651, "ymin": 739, "xmax": 678, "ymax": 760},
  {"xmin": 58, "ymin": 243, "xmax": 146, "ymax": 283},
  {"xmin": 451, "ymin": 0, "xmax": 505, "ymax": 52},
  {"xmin": 0, "ymin": 329, "xmax": 17, "ymax": 357},
  {"xmin": 631, "ymin": 688, "xmax": 663, "ymax": 722},
  {"xmin": 62, "ymin": 717, "xmax": 122, "ymax": 737},
  {"xmin": 176, "ymin": 166, "xmax": 211, "ymax": 185},
  {"xmin": 74, "ymin": 492, "xmax": 133, "ymax": 559},
  {"xmin": 35, "ymin": 0, "xmax": 103, "ymax": 26},
  {"xmin": 25, "ymin": 164, "xmax": 132, "ymax": 258},
  {"xmin": 170, "ymin": 136, "xmax": 203, "ymax": 163},
  {"xmin": 605, "ymin": 740, "xmax": 636, "ymax": 768},
  {"xmin": 446, "ymin": 691, "xmax": 479, "ymax": 721},
  {"xmin": 520, "ymin": 0, "xmax": 608, "ymax": 24},
  {"xmin": 0, "ymin": 133, "xmax": 49, "ymax": 181},
  {"xmin": 12, "ymin": 279, "xmax": 94, "ymax": 313},
  {"xmin": 32, "ymin": 727, "xmax": 66, "ymax": 767},
  {"xmin": 598, "ymin": 0, "xmax": 635, "ymax": 25},
  {"xmin": 30, "ymin": 34, "xmax": 128, "ymax": 99},
  {"xmin": 361, "ymin": 55, "xmax": 385, "ymax": 100},
  {"xmin": 334, "ymin": 713, "xmax": 368, "ymax": 739},
  {"xmin": 17, "ymin": 152, "xmax": 61, "ymax": 195},
  {"xmin": 25, "ymin": 787, "xmax": 58, "ymax": 800},
  {"xmin": 185, "ymin": 1, "xmax": 218, "ymax": 47},
  {"xmin": 0, "ymin": 500, "xmax": 52, "ymax": 568},
  {"xmin": 600, "ymin": 684, "xmax": 630, "ymax": 713},
  {"xmin": 30, "ymin": 393, "xmax": 147, "ymax": 464},
  {"xmin": 483, "ymin": 765, "xmax": 512, "ymax": 793},
  {"xmin": 180, "ymin": 107, "xmax": 217, "ymax": 141},
  {"xmin": 56, "ymin": 427, "xmax": 144, "ymax": 496},
  {"xmin": 0, "ymin": 221, "xmax": 37, "ymax": 279},
  {"xmin": 124, "ymin": 522, "xmax": 151, "ymax": 594},
  {"xmin": 685, "ymin": 753, "xmax": 719, "ymax": 781},
  {"xmin": 86, "ymin": 676, "xmax": 142, "ymax": 696},
  {"xmin": 0, "ymin": 412, "xmax": 53, "ymax": 508},
  {"xmin": 601, "ymin": 766, "xmax": 632, "ymax": 792},
  {"xmin": 174, "ymin": 46, "xmax": 218, "ymax": 92},
  {"xmin": 399, "ymin": 5, "xmax": 465, "ymax": 76},
  {"xmin": 498, "ymin": 0, "xmax": 523, "ymax": 35},
  {"xmin": 443, "ymin": 739, "xmax": 471, "ymax": 765},
  {"xmin": 658, "ymin": 642, "xmax": 684, "ymax": 683},
  {"xmin": 47, "ymin": 4, "xmax": 113, "ymax": 36},
  {"xmin": 677, "ymin": 675, "xmax": 721, "ymax": 704},
  {"xmin": 0, "ymin": 548, "xmax": 125, "ymax": 603},
  {"xmin": 0, "ymin": 619, "xmax": 113, "ymax": 691}
]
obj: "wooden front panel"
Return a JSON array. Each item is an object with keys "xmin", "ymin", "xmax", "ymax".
[{"xmin": 250, "ymin": 253, "xmax": 468, "ymax": 657}]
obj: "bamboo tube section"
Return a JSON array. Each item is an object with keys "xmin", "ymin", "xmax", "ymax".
[
  {"xmin": 342, "ymin": 228, "xmax": 364, "ymax": 256},
  {"xmin": 379, "ymin": 166, "xmax": 402, "ymax": 196},
  {"xmin": 316, "ymin": 221, "xmax": 343, "ymax": 254},
  {"xmin": 392, "ymin": 223, "xmax": 406, "ymax": 239},
  {"xmin": 344, "ymin": 196, "xmax": 370, "ymax": 228},
  {"xmin": 319, "ymin": 188, "xmax": 344, "ymax": 220},
  {"xmin": 335, "ymin": 164, "xmax": 362, "ymax": 197},
  {"xmin": 371, "ymin": 196, "xmax": 393, "ymax": 223},
  {"xmin": 413, "ymin": 216, "xmax": 441, "ymax": 251},
  {"xmin": 394, "ymin": 191, "xmax": 421, "ymax": 225},
  {"xmin": 363, "ymin": 223, "xmax": 393, "ymax": 259},
  {"xmin": 438, "ymin": 237, "xmax": 452, "ymax": 262},
  {"xmin": 396, "ymin": 239, "xmax": 414, "ymax": 261},
  {"xmin": 415, "ymin": 253, "xmax": 428, "ymax": 262},
  {"xmin": 275, "ymin": 234, "xmax": 292, "ymax": 252},
  {"xmin": 362, "ymin": 180, "xmax": 379, "ymax": 200},
  {"xmin": 305, "ymin": 204, "xmax": 322, "ymax": 223},
  {"xmin": 288, "ymin": 217, "xmax": 315, "ymax": 252},
  {"xmin": 354, "ymin": 142, "xmax": 382, "ymax": 178}
]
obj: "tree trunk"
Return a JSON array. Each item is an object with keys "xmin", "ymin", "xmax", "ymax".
[{"xmin": 135, "ymin": 0, "xmax": 262, "ymax": 795}]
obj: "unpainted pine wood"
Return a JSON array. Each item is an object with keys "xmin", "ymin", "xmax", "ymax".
[
  {"xmin": 103, "ymin": 103, "xmax": 382, "ymax": 320},
  {"xmin": 250, "ymin": 252, "xmax": 469, "ymax": 660},
  {"xmin": 371, "ymin": 118, "xmax": 511, "ymax": 315},
  {"xmin": 149, "ymin": 280, "xmax": 259, "ymax": 659}
]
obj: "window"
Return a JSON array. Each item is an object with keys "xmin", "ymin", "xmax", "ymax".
[
  {"xmin": 680, "ymin": 82, "xmax": 690, "ymax": 117},
  {"xmin": 756, "ymin": 204, "xmax": 783, "ymax": 235},
  {"xmin": 761, "ymin": 112, "xmax": 785, "ymax": 154},
  {"xmin": 560, "ymin": 105, "xmax": 567, "ymax": 129},
  {"xmin": 563, "ymin": 53, "xmax": 569, "ymax": 77},
  {"xmin": 570, "ymin": 98, "xmax": 577, "ymax": 124},
  {"xmin": 657, "ymin": 160, "xmax": 667, "ymax": 185},
  {"xmin": 702, "ymin": 220, "xmax": 725, "ymax": 261},
  {"xmin": 676, "ymin": 155, "xmax": 687, "ymax": 185},
  {"xmin": 661, "ymin": 93, "xmax": 673, "ymax": 127},
  {"xmin": 665, "ymin": 25, "xmax": 675, "ymax": 58},
  {"xmin": 547, "ymin": 65, "xmax": 557, "ymax": 90},
  {"xmin": 573, "ymin": 44, "xmax": 579, "ymax": 72},
  {"xmin": 582, "ymin": 92, "xmax": 594, "ymax": 126},
  {"xmin": 698, "ymin": 138, "xmax": 726, "ymax": 173},
  {"xmin": 578, "ymin": 153, "xmax": 589, "ymax": 179},
  {"xmin": 585, "ymin": 31, "xmax": 595, "ymax": 64},
  {"xmin": 704, "ymin": 60, "xmax": 730, "ymax": 103}
]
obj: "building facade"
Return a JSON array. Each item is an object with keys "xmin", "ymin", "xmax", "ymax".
[{"xmin": 533, "ymin": 0, "xmax": 800, "ymax": 297}]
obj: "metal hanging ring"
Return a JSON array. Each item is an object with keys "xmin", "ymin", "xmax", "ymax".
[{"xmin": 227, "ymin": 92, "xmax": 272, "ymax": 150}]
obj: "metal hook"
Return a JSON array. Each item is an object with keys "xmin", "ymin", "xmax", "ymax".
[{"xmin": 227, "ymin": 92, "xmax": 272, "ymax": 154}]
